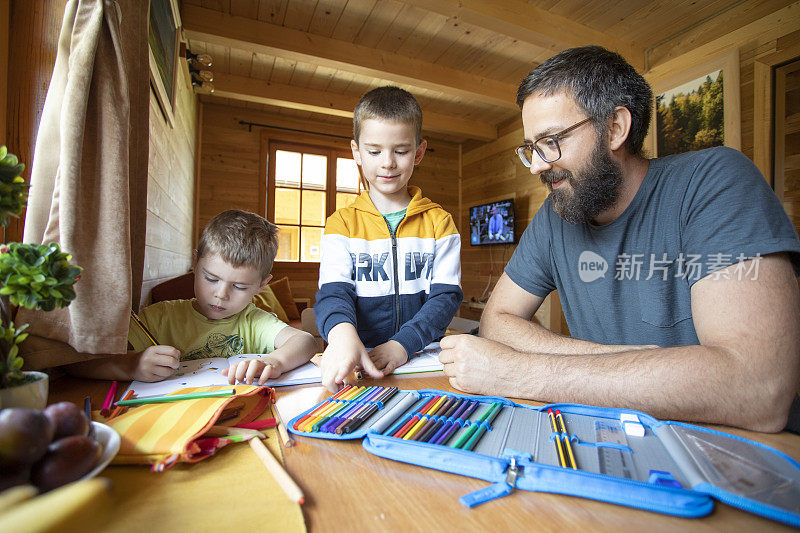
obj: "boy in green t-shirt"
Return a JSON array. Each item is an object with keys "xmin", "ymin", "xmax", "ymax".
[{"xmin": 68, "ymin": 210, "xmax": 317, "ymax": 385}]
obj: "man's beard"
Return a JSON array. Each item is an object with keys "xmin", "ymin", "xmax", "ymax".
[{"xmin": 540, "ymin": 135, "xmax": 623, "ymax": 224}]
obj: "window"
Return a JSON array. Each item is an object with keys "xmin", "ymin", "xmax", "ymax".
[{"xmin": 267, "ymin": 142, "xmax": 362, "ymax": 263}]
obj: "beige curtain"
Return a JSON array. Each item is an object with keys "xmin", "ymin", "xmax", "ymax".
[{"xmin": 18, "ymin": 0, "xmax": 133, "ymax": 356}]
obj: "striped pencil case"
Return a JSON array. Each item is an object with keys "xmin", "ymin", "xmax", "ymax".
[
  {"xmin": 287, "ymin": 386, "xmax": 800, "ymax": 527},
  {"xmin": 106, "ymin": 385, "xmax": 272, "ymax": 470}
]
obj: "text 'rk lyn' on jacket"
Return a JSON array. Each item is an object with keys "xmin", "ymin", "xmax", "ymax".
[{"xmin": 314, "ymin": 186, "xmax": 463, "ymax": 356}]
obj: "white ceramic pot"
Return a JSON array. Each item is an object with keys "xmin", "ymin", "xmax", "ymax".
[{"xmin": 0, "ymin": 371, "xmax": 49, "ymax": 409}]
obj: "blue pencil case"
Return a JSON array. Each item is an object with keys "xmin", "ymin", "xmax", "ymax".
[{"xmin": 287, "ymin": 386, "xmax": 800, "ymax": 527}]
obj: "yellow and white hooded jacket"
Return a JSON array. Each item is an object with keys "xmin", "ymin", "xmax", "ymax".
[{"xmin": 314, "ymin": 186, "xmax": 462, "ymax": 355}]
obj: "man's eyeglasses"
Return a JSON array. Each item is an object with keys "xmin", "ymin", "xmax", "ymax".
[{"xmin": 514, "ymin": 118, "xmax": 592, "ymax": 167}]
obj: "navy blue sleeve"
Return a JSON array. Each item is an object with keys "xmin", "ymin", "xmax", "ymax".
[
  {"xmin": 314, "ymin": 282, "xmax": 358, "ymax": 341},
  {"xmin": 678, "ymin": 147, "xmax": 800, "ymax": 284},
  {"xmin": 504, "ymin": 200, "xmax": 556, "ymax": 297}
]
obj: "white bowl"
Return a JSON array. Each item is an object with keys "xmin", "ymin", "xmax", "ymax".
[{"xmin": 83, "ymin": 422, "xmax": 120, "ymax": 479}]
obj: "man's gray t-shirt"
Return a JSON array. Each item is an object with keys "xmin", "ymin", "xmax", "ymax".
[{"xmin": 505, "ymin": 147, "xmax": 800, "ymax": 347}]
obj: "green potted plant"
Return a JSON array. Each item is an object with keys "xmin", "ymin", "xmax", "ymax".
[{"xmin": 0, "ymin": 145, "xmax": 82, "ymax": 408}]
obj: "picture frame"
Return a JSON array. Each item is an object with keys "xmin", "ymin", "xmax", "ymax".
[
  {"xmin": 148, "ymin": 0, "xmax": 181, "ymax": 128},
  {"xmin": 646, "ymin": 49, "xmax": 740, "ymax": 157}
]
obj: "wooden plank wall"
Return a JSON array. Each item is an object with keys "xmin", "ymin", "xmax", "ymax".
[
  {"xmin": 3, "ymin": 0, "xmax": 68, "ymax": 244},
  {"xmin": 459, "ymin": 125, "xmax": 558, "ymax": 328},
  {"xmin": 198, "ymin": 102, "xmax": 460, "ymax": 304},
  {"xmin": 141, "ymin": 66, "xmax": 198, "ymax": 305}
]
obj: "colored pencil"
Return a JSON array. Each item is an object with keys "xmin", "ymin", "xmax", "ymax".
[
  {"xmin": 84, "ymin": 397, "xmax": 95, "ymax": 439},
  {"xmin": 338, "ymin": 387, "xmax": 399, "ymax": 435},
  {"xmin": 331, "ymin": 386, "xmax": 384, "ymax": 431},
  {"xmin": 100, "ymin": 381, "xmax": 118, "ymax": 417},
  {"xmin": 433, "ymin": 400, "xmax": 480, "ymax": 446},
  {"xmin": 297, "ymin": 386, "xmax": 360, "ymax": 432},
  {"xmin": 106, "ymin": 390, "xmax": 135, "ymax": 420},
  {"xmin": 249, "ymin": 437, "xmax": 305, "ymax": 505},
  {"xmin": 329, "ymin": 386, "xmax": 384, "ymax": 434},
  {"xmin": 556, "ymin": 410, "xmax": 578, "ymax": 470},
  {"xmin": 427, "ymin": 399, "xmax": 468, "ymax": 445},
  {"xmin": 304, "ymin": 386, "xmax": 365, "ymax": 432},
  {"xmin": 236, "ymin": 418, "xmax": 277, "ymax": 430},
  {"xmin": 313, "ymin": 386, "xmax": 372, "ymax": 432},
  {"xmin": 419, "ymin": 398, "xmax": 463, "ymax": 443},
  {"xmin": 130, "ymin": 309, "xmax": 159, "ymax": 345},
  {"xmin": 116, "ymin": 388, "xmax": 235, "ymax": 406},
  {"xmin": 451, "ymin": 402, "xmax": 500, "ymax": 449},
  {"xmin": 404, "ymin": 395, "xmax": 446, "ymax": 440},
  {"xmin": 272, "ymin": 407, "xmax": 295, "ymax": 447},
  {"xmin": 548, "ymin": 409, "xmax": 567, "ymax": 468},
  {"xmin": 293, "ymin": 385, "xmax": 353, "ymax": 430},
  {"xmin": 462, "ymin": 402, "xmax": 503, "ymax": 451},
  {"xmin": 412, "ymin": 396, "xmax": 453, "ymax": 442},
  {"xmin": 321, "ymin": 387, "xmax": 378, "ymax": 433},
  {"xmin": 392, "ymin": 396, "xmax": 439, "ymax": 438},
  {"xmin": 410, "ymin": 396, "xmax": 454, "ymax": 441}
]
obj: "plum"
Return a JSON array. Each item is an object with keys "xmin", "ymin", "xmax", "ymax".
[
  {"xmin": 43, "ymin": 401, "xmax": 89, "ymax": 439},
  {"xmin": 30, "ymin": 435, "xmax": 101, "ymax": 492},
  {"xmin": 0, "ymin": 408, "xmax": 54, "ymax": 468}
]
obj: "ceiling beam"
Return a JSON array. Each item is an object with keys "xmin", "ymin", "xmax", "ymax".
[
  {"xmin": 212, "ymin": 73, "xmax": 498, "ymax": 141},
  {"xmin": 403, "ymin": 0, "xmax": 645, "ymax": 71},
  {"xmin": 183, "ymin": 5, "xmax": 519, "ymax": 110}
]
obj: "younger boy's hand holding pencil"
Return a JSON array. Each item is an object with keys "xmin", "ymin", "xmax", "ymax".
[{"xmin": 132, "ymin": 345, "xmax": 181, "ymax": 382}]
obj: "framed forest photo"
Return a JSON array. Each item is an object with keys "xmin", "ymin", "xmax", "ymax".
[{"xmin": 647, "ymin": 49, "xmax": 741, "ymax": 157}]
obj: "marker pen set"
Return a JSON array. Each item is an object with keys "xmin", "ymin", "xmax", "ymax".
[{"xmin": 288, "ymin": 387, "xmax": 800, "ymax": 526}]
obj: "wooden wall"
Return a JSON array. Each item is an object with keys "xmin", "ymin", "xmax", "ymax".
[
  {"xmin": 459, "ymin": 122, "xmax": 562, "ymax": 329},
  {"xmin": 4, "ymin": 0, "xmax": 68, "ymax": 243},
  {"xmin": 141, "ymin": 66, "xmax": 199, "ymax": 305},
  {"xmin": 198, "ymin": 101, "xmax": 459, "ymax": 304}
]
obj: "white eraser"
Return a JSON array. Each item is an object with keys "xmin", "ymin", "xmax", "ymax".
[{"xmin": 620, "ymin": 413, "xmax": 645, "ymax": 437}]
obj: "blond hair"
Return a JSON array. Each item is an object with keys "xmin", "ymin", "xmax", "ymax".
[
  {"xmin": 353, "ymin": 86, "xmax": 423, "ymax": 145},
  {"xmin": 196, "ymin": 210, "xmax": 278, "ymax": 280}
]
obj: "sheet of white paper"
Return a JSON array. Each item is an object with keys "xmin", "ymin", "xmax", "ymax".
[
  {"xmin": 390, "ymin": 342, "xmax": 443, "ymax": 375},
  {"xmin": 124, "ymin": 355, "xmax": 322, "ymax": 397},
  {"xmin": 262, "ymin": 361, "xmax": 322, "ymax": 386}
]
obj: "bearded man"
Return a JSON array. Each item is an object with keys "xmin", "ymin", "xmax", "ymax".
[{"xmin": 440, "ymin": 46, "xmax": 800, "ymax": 433}]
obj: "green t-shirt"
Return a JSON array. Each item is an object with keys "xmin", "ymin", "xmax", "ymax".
[
  {"xmin": 129, "ymin": 300, "xmax": 287, "ymax": 360},
  {"xmin": 382, "ymin": 208, "xmax": 407, "ymax": 233}
]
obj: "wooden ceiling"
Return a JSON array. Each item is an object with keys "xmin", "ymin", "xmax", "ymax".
[{"xmin": 182, "ymin": 0, "xmax": 793, "ymax": 143}]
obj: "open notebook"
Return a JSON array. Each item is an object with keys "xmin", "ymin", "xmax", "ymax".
[{"xmin": 124, "ymin": 343, "xmax": 443, "ymax": 397}]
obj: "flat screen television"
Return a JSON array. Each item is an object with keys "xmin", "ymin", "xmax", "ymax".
[{"xmin": 469, "ymin": 198, "xmax": 515, "ymax": 246}]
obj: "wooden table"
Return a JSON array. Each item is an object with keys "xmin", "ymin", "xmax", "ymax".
[{"xmin": 50, "ymin": 372, "xmax": 800, "ymax": 532}]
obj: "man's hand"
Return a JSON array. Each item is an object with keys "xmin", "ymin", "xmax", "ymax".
[
  {"xmin": 321, "ymin": 323, "xmax": 381, "ymax": 392},
  {"xmin": 368, "ymin": 340, "xmax": 408, "ymax": 375},
  {"xmin": 439, "ymin": 334, "xmax": 522, "ymax": 396},
  {"xmin": 222, "ymin": 356, "xmax": 283, "ymax": 386},
  {"xmin": 132, "ymin": 345, "xmax": 181, "ymax": 382}
]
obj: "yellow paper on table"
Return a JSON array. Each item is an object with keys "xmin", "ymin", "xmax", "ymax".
[{"xmin": 101, "ymin": 403, "xmax": 305, "ymax": 533}]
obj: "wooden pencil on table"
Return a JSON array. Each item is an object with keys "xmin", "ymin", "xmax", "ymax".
[
  {"xmin": 273, "ymin": 405, "xmax": 295, "ymax": 448},
  {"xmin": 249, "ymin": 437, "xmax": 305, "ymax": 505}
]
